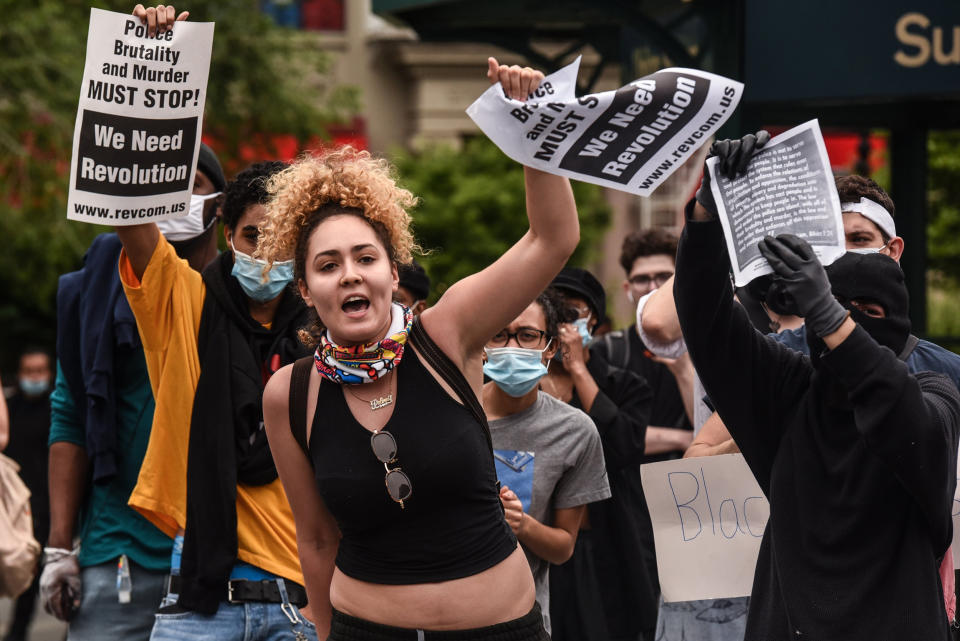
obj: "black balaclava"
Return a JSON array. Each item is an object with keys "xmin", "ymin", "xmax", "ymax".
[{"xmin": 806, "ymin": 252, "xmax": 911, "ymax": 369}]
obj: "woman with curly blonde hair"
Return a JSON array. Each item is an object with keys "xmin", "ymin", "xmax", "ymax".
[{"xmin": 259, "ymin": 59, "xmax": 580, "ymax": 641}]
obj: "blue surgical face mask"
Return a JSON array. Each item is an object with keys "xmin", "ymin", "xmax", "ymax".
[
  {"xmin": 230, "ymin": 244, "xmax": 294, "ymax": 302},
  {"xmin": 572, "ymin": 316, "xmax": 593, "ymax": 346},
  {"xmin": 483, "ymin": 344, "xmax": 551, "ymax": 398},
  {"xmin": 20, "ymin": 378, "xmax": 50, "ymax": 397}
]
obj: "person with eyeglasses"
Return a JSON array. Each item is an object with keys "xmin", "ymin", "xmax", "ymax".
[
  {"xmin": 593, "ymin": 230, "xmax": 696, "ymax": 461},
  {"xmin": 539, "ymin": 268, "xmax": 657, "ymax": 641},
  {"xmin": 258, "ymin": 59, "xmax": 580, "ymax": 641},
  {"xmin": 481, "ymin": 289, "xmax": 611, "ymax": 635}
]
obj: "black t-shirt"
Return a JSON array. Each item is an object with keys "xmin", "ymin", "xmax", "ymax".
[{"xmin": 551, "ymin": 356, "xmax": 658, "ymax": 641}]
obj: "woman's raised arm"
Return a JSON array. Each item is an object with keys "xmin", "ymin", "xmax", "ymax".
[{"xmin": 422, "ymin": 58, "xmax": 580, "ymax": 364}]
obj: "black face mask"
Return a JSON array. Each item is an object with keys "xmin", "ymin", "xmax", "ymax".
[
  {"xmin": 843, "ymin": 304, "xmax": 911, "ymax": 356},
  {"xmin": 808, "ymin": 252, "xmax": 911, "ymax": 371}
]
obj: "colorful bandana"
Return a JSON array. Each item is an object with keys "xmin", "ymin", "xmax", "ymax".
[{"xmin": 314, "ymin": 303, "xmax": 413, "ymax": 384}]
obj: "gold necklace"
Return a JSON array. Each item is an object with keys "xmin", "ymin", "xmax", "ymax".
[{"xmin": 345, "ymin": 372, "xmax": 395, "ymax": 411}]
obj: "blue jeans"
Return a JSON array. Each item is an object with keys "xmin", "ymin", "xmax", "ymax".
[
  {"xmin": 66, "ymin": 560, "xmax": 168, "ymax": 641},
  {"xmin": 150, "ymin": 600, "xmax": 318, "ymax": 641}
]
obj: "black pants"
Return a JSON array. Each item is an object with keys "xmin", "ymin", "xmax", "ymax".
[{"xmin": 328, "ymin": 605, "xmax": 548, "ymax": 641}]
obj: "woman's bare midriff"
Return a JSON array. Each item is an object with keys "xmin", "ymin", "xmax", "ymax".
[{"xmin": 329, "ymin": 546, "xmax": 535, "ymax": 630}]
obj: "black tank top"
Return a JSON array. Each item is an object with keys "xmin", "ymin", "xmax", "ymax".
[{"xmin": 308, "ymin": 344, "xmax": 517, "ymax": 584}]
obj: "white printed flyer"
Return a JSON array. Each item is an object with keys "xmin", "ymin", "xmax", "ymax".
[{"xmin": 467, "ymin": 57, "xmax": 743, "ymax": 197}]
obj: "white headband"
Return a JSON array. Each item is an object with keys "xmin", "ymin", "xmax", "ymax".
[{"xmin": 841, "ymin": 197, "xmax": 896, "ymax": 240}]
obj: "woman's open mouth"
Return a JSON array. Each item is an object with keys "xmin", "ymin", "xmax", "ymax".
[{"xmin": 342, "ymin": 295, "xmax": 370, "ymax": 317}]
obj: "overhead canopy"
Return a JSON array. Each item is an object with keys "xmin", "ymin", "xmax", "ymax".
[
  {"xmin": 373, "ymin": 0, "xmax": 716, "ymax": 93},
  {"xmin": 376, "ymin": 0, "xmax": 960, "ymax": 332}
]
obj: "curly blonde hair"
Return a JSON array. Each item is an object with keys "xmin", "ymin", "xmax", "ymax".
[
  {"xmin": 255, "ymin": 146, "xmax": 419, "ymax": 267},
  {"xmin": 255, "ymin": 147, "xmax": 419, "ymax": 347}
]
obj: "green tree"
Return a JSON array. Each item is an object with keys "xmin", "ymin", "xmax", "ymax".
[
  {"xmin": 0, "ymin": 1, "xmax": 356, "ymax": 370},
  {"xmin": 928, "ymin": 131, "xmax": 960, "ymax": 281},
  {"xmin": 391, "ymin": 137, "xmax": 611, "ymax": 301},
  {"xmin": 926, "ymin": 130, "xmax": 960, "ymax": 340}
]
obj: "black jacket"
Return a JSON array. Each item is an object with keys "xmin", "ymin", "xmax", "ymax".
[
  {"xmin": 675, "ymin": 211, "xmax": 960, "ymax": 640},
  {"xmin": 592, "ymin": 325, "xmax": 692, "ymax": 459},
  {"xmin": 179, "ymin": 251, "xmax": 311, "ymax": 613},
  {"xmin": 551, "ymin": 357, "xmax": 657, "ymax": 641}
]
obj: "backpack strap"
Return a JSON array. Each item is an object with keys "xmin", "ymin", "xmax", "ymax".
[
  {"xmin": 601, "ymin": 329, "xmax": 630, "ymax": 370},
  {"xmin": 288, "ymin": 356, "xmax": 315, "ymax": 463},
  {"xmin": 409, "ymin": 318, "xmax": 494, "ymax": 454},
  {"xmin": 409, "ymin": 318, "xmax": 503, "ymax": 511},
  {"xmin": 898, "ymin": 334, "xmax": 920, "ymax": 362},
  {"xmin": 620, "ymin": 329, "xmax": 632, "ymax": 369}
]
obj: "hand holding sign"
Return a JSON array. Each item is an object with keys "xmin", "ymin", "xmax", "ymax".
[
  {"xmin": 757, "ymin": 234, "xmax": 849, "ymax": 338},
  {"xmin": 486, "ymin": 58, "xmax": 544, "ymax": 101},
  {"xmin": 713, "ymin": 131, "xmax": 771, "ymax": 178},
  {"xmin": 706, "ymin": 120, "xmax": 845, "ymax": 286},
  {"xmin": 694, "ymin": 131, "xmax": 770, "ymax": 219},
  {"xmin": 133, "ymin": 4, "xmax": 190, "ymax": 37}
]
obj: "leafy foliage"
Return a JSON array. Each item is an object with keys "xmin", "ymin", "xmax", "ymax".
[
  {"xmin": 928, "ymin": 131, "xmax": 960, "ymax": 281},
  {"xmin": 391, "ymin": 137, "xmax": 611, "ymax": 300},
  {"xmin": 925, "ymin": 131, "xmax": 960, "ymax": 344},
  {"xmin": 0, "ymin": 1, "xmax": 355, "ymax": 369}
]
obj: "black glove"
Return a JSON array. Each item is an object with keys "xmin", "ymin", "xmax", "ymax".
[
  {"xmin": 695, "ymin": 131, "xmax": 771, "ymax": 217},
  {"xmin": 757, "ymin": 234, "xmax": 848, "ymax": 338}
]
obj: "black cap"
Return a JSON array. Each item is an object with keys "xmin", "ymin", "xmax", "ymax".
[
  {"xmin": 398, "ymin": 261, "xmax": 430, "ymax": 301},
  {"xmin": 551, "ymin": 267, "xmax": 606, "ymax": 321},
  {"xmin": 196, "ymin": 143, "xmax": 226, "ymax": 193}
]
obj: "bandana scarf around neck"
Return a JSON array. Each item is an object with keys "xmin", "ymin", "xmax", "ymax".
[{"xmin": 315, "ymin": 303, "xmax": 413, "ymax": 384}]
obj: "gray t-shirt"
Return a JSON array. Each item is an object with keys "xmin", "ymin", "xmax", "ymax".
[{"xmin": 489, "ymin": 391, "xmax": 611, "ymax": 633}]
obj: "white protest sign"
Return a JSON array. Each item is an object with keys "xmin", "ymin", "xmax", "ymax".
[
  {"xmin": 640, "ymin": 454, "xmax": 769, "ymax": 602},
  {"xmin": 467, "ymin": 57, "xmax": 743, "ymax": 196},
  {"xmin": 67, "ymin": 9, "xmax": 214, "ymax": 225},
  {"xmin": 708, "ymin": 119, "xmax": 845, "ymax": 287}
]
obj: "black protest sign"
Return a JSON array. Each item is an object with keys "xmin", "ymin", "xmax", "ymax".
[
  {"xmin": 560, "ymin": 72, "xmax": 710, "ymax": 185},
  {"xmin": 76, "ymin": 111, "xmax": 197, "ymax": 197}
]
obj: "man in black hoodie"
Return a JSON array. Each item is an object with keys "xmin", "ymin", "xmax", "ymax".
[{"xmin": 675, "ymin": 133, "xmax": 960, "ymax": 640}]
